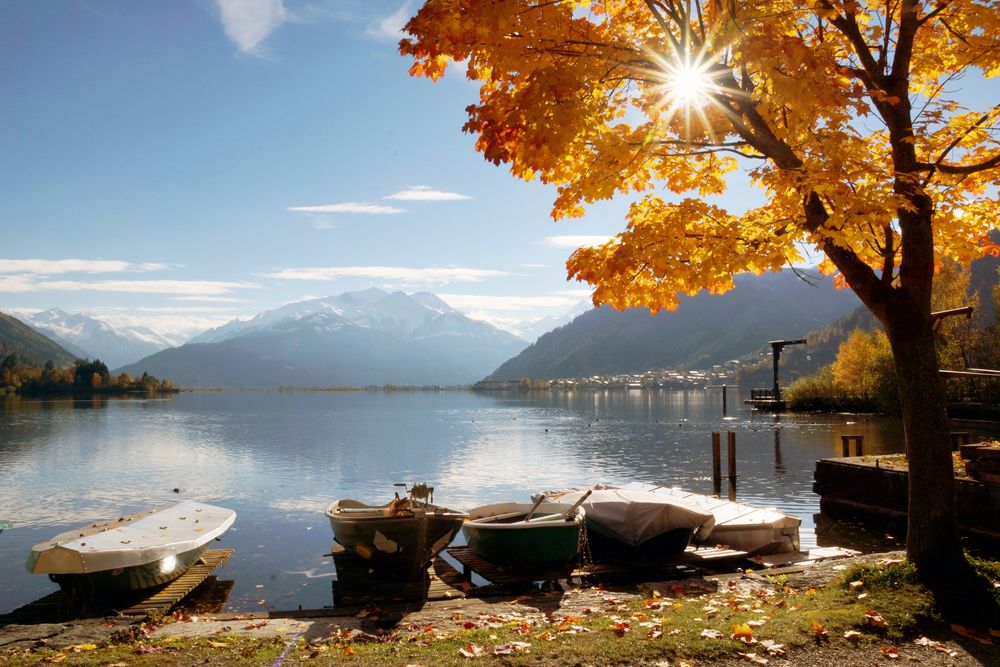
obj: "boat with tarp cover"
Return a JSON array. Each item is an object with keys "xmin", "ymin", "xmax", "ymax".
[
  {"xmin": 26, "ymin": 500, "xmax": 236, "ymax": 593},
  {"xmin": 538, "ymin": 487, "xmax": 716, "ymax": 562},
  {"xmin": 327, "ymin": 483, "xmax": 467, "ymax": 580}
]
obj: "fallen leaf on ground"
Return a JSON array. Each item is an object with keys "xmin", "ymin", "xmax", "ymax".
[
  {"xmin": 731, "ymin": 623, "xmax": 755, "ymax": 643},
  {"xmin": 458, "ymin": 642, "xmax": 486, "ymax": 658},
  {"xmin": 880, "ymin": 645, "xmax": 900, "ymax": 659},
  {"xmin": 206, "ymin": 640, "xmax": 228, "ymax": 648},
  {"xmin": 244, "ymin": 620, "xmax": 268, "ymax": 630},
  {"xmin": 914, "ymin": 636, "xmax": 957, "ymax": 656},
  {"xmin": 760, "ymin": 639, "xmax": 786, "ymax": 656},
  {"xmin": 739, "ymin": 652, "xmax": 768, "ymax": 664},
  {"xmin": 810, "ymin": 620, "xmax": 829, "ymax": 639},
  {"xmin": 68, "ymin": 643, "xmax": 97, "ymax": 652},
  {"xmin": 701, "ymin": 628, "xmax": 723, "ymax": 639},
  {"xmin": 492, "ymin": 641, "xmax": 530, "ymax": 655},
  {"xmin": 42, "ymin": 655, "xmax": 66, "ymax": 664},
  {"xmin": 864, "ymin": 609, "xmax": 887, "ymax": 628},
  {"xmin": 608, "ymin": 621, "xmax": 630, "ymax": 636},
  {"xmin": 843, "ymin": 630, "xmax": 862, "ymax": 642}
]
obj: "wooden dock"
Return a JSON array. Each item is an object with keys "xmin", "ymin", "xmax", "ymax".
[
  {"xmin": 121, "ymin": 549, "xmax": 234, "ymax": 616},
  {"xmin": 0, "ymin": 549, "xmax": 234, "ymax": 625},
  {"xmin": 447, "ymin": 544, "xmax": 749, "ymax": 589},
  {"xmin": 329, "ymin": 545, "xmax": 470, "ymax": 607}
]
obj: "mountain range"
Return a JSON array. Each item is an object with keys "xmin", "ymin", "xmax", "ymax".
[
  {"xmin": 486, "ymin": 271, "xmax": 862, "ymax": 380},
  {"xmin": 0, "ymin": 311, "xmax": 79, "ymax": 368},
  {"xmin": 22, "ymin": 309, "xmax": 174, "ymax": 369},
  {"xmin": 116, "ymin": 289, "xmax": 529, "ymax": 387}
]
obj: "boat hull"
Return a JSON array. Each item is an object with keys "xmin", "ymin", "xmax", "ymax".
[
  {"xmin": 49, "ymin": 544, "xmax": 208, "ymax": 593},
  {"xmin": 26, "ymin": 501, "xmax": 237, "ymax": 594},
  {"xmin": 585, "ymin": 525, "xmax": 694, "ymax": 562},
  {"xmin": 327, "ymin": 500, "xmax": 466, "ymax": 580},
  {"xmin": 463, "ymin": 502, "xmax": 584, "ymax": 566}
]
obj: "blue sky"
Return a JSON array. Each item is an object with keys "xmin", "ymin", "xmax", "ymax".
[
  {"xmin": 1, "ymin": 1, "xmax": 995, "ymax": 343},
  {"xmin": 1, "ymin": 0, "xmax": 631, "ymax": 341}
]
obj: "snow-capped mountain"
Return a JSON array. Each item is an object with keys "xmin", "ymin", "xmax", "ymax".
[
  {"xmin": 188, "ymin": 288, "xmax": 457, "ymax": 344},
  {"xmin": 24, "ymin": 309, "xmax": 173, "ymax": 369},
  {"xmin": 122, "ymin": 289, "xmax": 528, "ymax": 387}
]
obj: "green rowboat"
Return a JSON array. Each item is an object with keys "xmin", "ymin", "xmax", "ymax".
[{"xmin": 462, "ymin": 501, "xmax": 586, "ymax": 566}]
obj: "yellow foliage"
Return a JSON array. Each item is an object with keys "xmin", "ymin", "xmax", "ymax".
[{"xmin": 402, "ymin": 0, "xmax": 1000, "ymax": 315}]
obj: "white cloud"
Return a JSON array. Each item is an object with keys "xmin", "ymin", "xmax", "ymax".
[
  {"xmin": 170, "ymin": 295, "xmax": 248, "ymax": 303},
  {"xmin": 518, "ymin": 263, "xmax": 548, "ymax": 269},
  {"xmin": 0, "ymin": 259, "xmax": 171, "ymax": 275},
  {"xmin": 437, "ymin": 294, "xmax": 580, "ymax": 311},
  {"xmin": 384, "ymin": 185, "xmax": 471, "ymax": 201},
  {"xmin": 264, "ymin": 266, "xmax": 509, "ymax": 284},
  {"xmin": 366, "ymin": 1, "xmax": 412, "ymax": 39},
  {"xmin": 0, "ymin": 278, "xmax": 259, "ymax": 296},
  {"xmin": 540, "ymin": 235, "xmax": 614, "ymax": 249},
  {"xmin": 216, "ymin": 0, "xmax": 287, "ymax": 54},
  {"xmin": 288, "ymin": 202, "xmax": 404, "ymax": 215}
]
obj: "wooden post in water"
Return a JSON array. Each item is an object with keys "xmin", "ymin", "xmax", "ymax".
[
  {"xmin": 722, "ymin": 384, "xmax": 727, "ymax": 416},
  {"xmin": 711, "ymin": 432, "xmax": 722, "ymax": 495},
  {"xmin": 727, "ymin": 431, "xmax": 737, "ymax": 499},
  {"xmin": 841, "ymin": 434, "xmax": 864, "ymax": 456}
]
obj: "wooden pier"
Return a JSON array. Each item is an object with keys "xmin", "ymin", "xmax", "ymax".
[
  {"xmin": 329, "ymin": 545, "xmax": 470, "ymax": 606},
  {"xmin": 0, "ymin": 549, "xmax": 234, "ymax": 624},
  {"xmin": 447, "ymin": 544, "xmax": 749, "ymax": 589}
]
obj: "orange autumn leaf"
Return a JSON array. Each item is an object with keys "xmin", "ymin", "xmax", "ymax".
[{"xmin": 731, "ymin": 623, "xmax": 755, "ymax": 643}]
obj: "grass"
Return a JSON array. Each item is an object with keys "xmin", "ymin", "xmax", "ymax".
[{"xmin": 5, "ymin": 557, "xmax": 997, "ymax": 666}]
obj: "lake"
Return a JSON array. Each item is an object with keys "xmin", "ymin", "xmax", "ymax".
[{"xmin": 2, "ymin": 389, "xmax": 997, "ymax": 614}]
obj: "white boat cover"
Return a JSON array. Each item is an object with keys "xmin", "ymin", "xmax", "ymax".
[
  {"xmin": 620, "ymin": 482, "xmax": 801, "ymax": 554},
  {"xmin": 27, "ymin": 501, "xmax": 236, "ymax": 575},
  {"xmin": 549, "ymin": 489, "xmax": 715, "ymax": 546}
]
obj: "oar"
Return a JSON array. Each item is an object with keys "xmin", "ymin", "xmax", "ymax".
[
  {"xmin": 523, "ymin": 494, "xmax": 547, "ymax": 523},
  {"xmin": 562, "ymin": 489, "xmax": 592, "ymax": 520}
]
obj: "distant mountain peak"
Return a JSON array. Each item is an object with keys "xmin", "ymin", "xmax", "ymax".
[
  {"xmin": 121, "ymin": 288, "xmax": 527, "ymax": 388},
  {"xmin": 21, "ymin": 309, "xmax": 171, "ymax": 369}
]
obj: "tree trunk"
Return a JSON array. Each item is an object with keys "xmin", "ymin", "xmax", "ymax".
[{"xmin": 884, "ymin": 302, "xmax": 963, "ymax": 573}]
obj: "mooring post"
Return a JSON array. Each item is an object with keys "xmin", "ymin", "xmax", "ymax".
[
  {"xmin": 841, "ymin": 434, "xmax": 863, "ymax": 456},
  {"xmin": 722, "ymin": 384, "xmax": 727, "ymax": 416},
  {"xmin": 727, "ymin": 430, "xmax": 737, "ymax": 489},
  {"xmin": 711, "ymin": 432, "xmax": 722, "ymax": 494},
  {"xmin": 950, "ymin": 432, "xmax": 970, "ymax": 451},
  {"xmin": 727, "ymin": 429, "xmax": 737, "ymax": 501}
]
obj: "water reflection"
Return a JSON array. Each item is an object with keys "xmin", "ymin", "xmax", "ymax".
[{"xmin": 2, "ymin": 390, "xmax": 998, "ymax": 615}]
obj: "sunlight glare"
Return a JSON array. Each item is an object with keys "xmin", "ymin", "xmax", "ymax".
[{"xmin": 665, "ymin": 58, "xmax": 715, "ymax": 109}]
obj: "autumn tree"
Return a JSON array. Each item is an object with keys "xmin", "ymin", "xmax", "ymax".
[{"xmin": 403, "ymin": 0, "xmax": 999, "ymax": 577}]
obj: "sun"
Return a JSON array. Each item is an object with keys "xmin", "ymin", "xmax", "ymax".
[
  {"xmin": 643, "ymin": 47, "xmax": 729, "ymax": 139},
  {"xmin": 663, "ymin": 56, "xmax": 716, "ymax": 109}
]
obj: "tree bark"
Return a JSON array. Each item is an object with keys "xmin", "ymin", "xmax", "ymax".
[{"xmin": 884, "ymin": 298, "xmax": 963, "ymax": 573}]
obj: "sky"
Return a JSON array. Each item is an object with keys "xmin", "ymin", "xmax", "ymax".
[
  {"xmin": 1, "ymin": 0, "xmax": 650, "ymax": 343},
  {"xmin": 1, "ymin": 1, "xmax": 996, "ymax": 344}
]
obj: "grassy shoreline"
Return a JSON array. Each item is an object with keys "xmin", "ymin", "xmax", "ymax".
[{"xmin": 4, "ymin": 553, "xmax": 998, "ymax": 666}]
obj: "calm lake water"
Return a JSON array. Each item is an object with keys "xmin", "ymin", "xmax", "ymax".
[{"xmin": 2, "ymin": 389, "xmax": 998, "ymax": 614}]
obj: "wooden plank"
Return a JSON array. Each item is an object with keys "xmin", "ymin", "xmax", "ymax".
[{"xmin": 119, "ymin": 549, "xmax": 234, "ymax": 616}]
